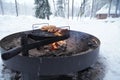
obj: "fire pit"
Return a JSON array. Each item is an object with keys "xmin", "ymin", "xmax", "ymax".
[{"xmin": 0, "ymin": 26, "xmax": 100, "ymax": 80}]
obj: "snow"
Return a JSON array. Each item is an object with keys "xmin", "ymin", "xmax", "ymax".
[
  {"xmin": 4, "ymin": 0, "xmax": 34, "ymax": 4},
  {"xmin": 0, "ymin": 15, "xmax": 120, "ymax": 80}
]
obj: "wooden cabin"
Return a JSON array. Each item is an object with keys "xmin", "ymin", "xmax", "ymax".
[{"xmin": 96, "ymin": 4, "xmax": 120, "ymax": 19}]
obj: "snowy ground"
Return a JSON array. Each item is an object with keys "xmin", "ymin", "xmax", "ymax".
[{"xmin": 0, "ymin": 15, "xmax": 120, "ymax": 80}]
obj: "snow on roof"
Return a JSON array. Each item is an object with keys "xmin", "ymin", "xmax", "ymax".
[{"xmin": 96, "ymin": 4, "xmax": 119, "ymax": 14}]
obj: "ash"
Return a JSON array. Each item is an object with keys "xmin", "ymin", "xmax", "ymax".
[
  {"xmin": 3, "ymin": 32, "xmax": 99, "ymax": 57},
  {"xmin": 2, "ymin": 55, "xmax": 106, "ymax": 80}
]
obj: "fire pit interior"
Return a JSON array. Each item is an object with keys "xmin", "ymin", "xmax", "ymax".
[{"xmin": 0, "ymin": 26, "xmax": 100, "ymax": 80}]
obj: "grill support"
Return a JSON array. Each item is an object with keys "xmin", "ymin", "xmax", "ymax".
[{"xmin": 21, "ymin": 34, "xmax": 29, "ymax": 56}]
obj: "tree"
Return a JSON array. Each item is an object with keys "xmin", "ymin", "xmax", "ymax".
[
  {"xmin": 91, "ymin": 0, "xmax": 95, "ymax": 18},
  {"xmin": 72, "ymin": 0, "xmax": 74, "ymax": 19},
  {"xmin": 53, "ymin": 0, "xmax": 56, "ymax": 16},
  {"xmin": 55, "ymin": 0, "xmax": 65, "ymax": 17},
  {"xmin": 35, "ymin": 0, "xmax": 52, "ymax": 20},
  {"xmin": 108, "ymin": 0, "xmax": 112, "ymax": 17},
  {"xmin": 15, "ymin": 0, "xmax": 18, "ymax": 16},
  {"xmin": 83, "ymin": 0, "xmax": 85, "ymax": 15},
  {"xmin": 119, "ymin": 0, "xmax": 120, "ymax": 16},
  {"xmin": 0, "ymin": 0, "xmax": 4, "ymax": 15},
  {"xmin": 67, "ymin": 0, "xmax": 69, "ymax": 19},
  {"xmin": 115, "ymin": 0, "xmax": 119, "ymax": 17},
  {"xmin": 77, "ymin": 0, "xmax": 87, "ymax": 18}
]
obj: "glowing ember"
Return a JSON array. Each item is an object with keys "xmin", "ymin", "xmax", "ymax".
[
  {"xmin": 41, "ymin": 25, "xmax": 67, "ymax": 50},
  {"xmin": 51, "ymin": 40, "xmax": 66, "ymax": 50}
]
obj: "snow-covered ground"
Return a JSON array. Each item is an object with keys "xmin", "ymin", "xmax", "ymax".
[{"xmin": 0, "ymin": 15, "xmax": 120, "ymax": 80}]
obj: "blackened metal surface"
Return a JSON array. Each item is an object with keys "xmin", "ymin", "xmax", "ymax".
[
  {"xmin": 0, "ymin": 30, "xmax": 100, "ymax": 76},
  {"xmin": 1, "ymin": 30, "xmax": 70, "ymax": 60},
  {"xmin": 27, "ymin": 30, "xmax": 55, "ymax": 41},
  {"xmin": 21, "ymin": 34, "xmax": 29, "ymax": 56}
]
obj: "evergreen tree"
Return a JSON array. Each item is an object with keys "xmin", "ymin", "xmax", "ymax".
[
  {"xmin": 35, "ymin": 0, "xmax": 52, "ymax": 20},
  {"xmin": 55, "ymin": 0, "xmax": 65, "ymax": 17},
  {"xmin": 77, "ymin": 0, "xmax": 87, "ymax": 18}
]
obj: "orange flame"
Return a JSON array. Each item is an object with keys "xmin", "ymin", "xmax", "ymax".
[
  {"xmin": 41, "ymin": 25, "xmax": 67, "ymax": 50},
  {"xmin": 51, "ymin": 40, "xmax": 66, "ymax": 50}
]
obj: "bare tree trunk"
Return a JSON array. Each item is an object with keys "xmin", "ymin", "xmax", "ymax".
[
  {"xmin": 63, "ymin": 0, "xmax": 66, "ymax": 17},
  {"xmin": 0, "ymin": 0, "xmax": 4, "ymax": 15},
  {"xmin": 72, "ymin": 0, "xmax": 74, "ymax": 19},
  {"xmin": 77, "ymin": 1, "xmax": 82, "ymax": 19},
  {"xmin": 46, "ymin": 0, "xmax": 50, "ymax": 20},
  {"xmin": 68, "ymin": 0, "xmax": 69, "ymax": 19},
  {"xmin": 115, "ymin": 0, "xmax": 119, "ymax": 17},
  {"xmin": 15, "ymin": 0, "xmax": 18, "ymax": 16},
  {"xmin": 119, "ymin": 0, "xmax": 120, "ymax": 16},
  {"xmin": 53, "ymin": 0, "xmax": 56, "ymax": 16},
  {"xmin": 83, "ymin": 0, "xmax": 85, "ymax": 17},
  {"xmin": 94, "ymin": 0, "xmax": 97, "ymax": 17},
  {"xmin": 108, "ymin": 0, "xmax": 112, "ymax": 17},
  {"xmin": 77, "ymin": 5, "xmax": 81, "ymax": 19},
  {"xmin": 91, "ymin": 0, "xmax": 95, "ymax": 18}
]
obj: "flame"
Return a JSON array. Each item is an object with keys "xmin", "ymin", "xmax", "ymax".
[
  {"xmin": 51, "ymin": 42, "xmax": 59, "ymax": 50},
  {"xmin": 51, "ymin": 40, "xmax": 66, "ymax": 50},
  {"xmin": 41, "ymin": 25, "xmax": 67, "ymax": 50}
]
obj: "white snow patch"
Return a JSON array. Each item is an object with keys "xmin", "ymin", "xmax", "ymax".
[{"xmin": 0, "ymin": 15, "xmax": 120, "ymax": 80}]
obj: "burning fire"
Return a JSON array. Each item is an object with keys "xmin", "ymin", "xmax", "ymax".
[
  {"xmin": 51, "ymin": 40, "xmax": 66, "ymax": 50},
  {"xmin": 41, "ymin": 25, "xmax": 67, "ymax": 50}
]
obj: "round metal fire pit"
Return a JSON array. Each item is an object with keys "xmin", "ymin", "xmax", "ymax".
[{"xmin": 0, "ymin": 30, "xmax": 100, "ymax": 80}]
